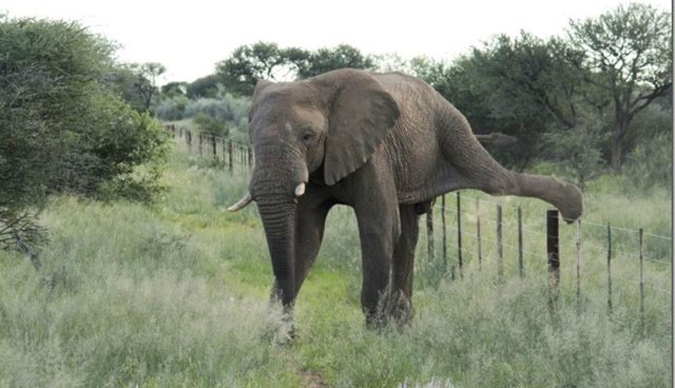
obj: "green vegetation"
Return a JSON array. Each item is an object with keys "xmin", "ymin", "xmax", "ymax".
[
  {"xmin": 0, "ymin": 145, "xmax": 670, "ymax": 387},
  {"xmin": 0, "ymin": 16, "xmax": 168, "ymax": 249},
  {"xmin": 0, "ymin": 3, "xmax": 671, "ymax": 387}
]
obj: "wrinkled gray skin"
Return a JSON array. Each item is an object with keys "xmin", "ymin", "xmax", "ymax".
[{"xmin": 231, "ymin": 69, "xmax": 582, "ymax": 330}]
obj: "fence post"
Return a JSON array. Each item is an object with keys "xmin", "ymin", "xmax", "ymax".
[
  {"xmin": 477, "ymin": 198, "xmax": 482, "ymax": 271},
  {"xmin": 497, "ymin": 204, "xmax": 503, "ymax": 280},
  {"xmin": 607, "ymin": 223, "xmax": 613, "ymax": 315},
  {"xmin": 518, "ymin": 206, "xmax": 523, "ymax": 278},
  {"xmin": 547, "ymin": 209, "xmax": 560, "ymax": 310},
  {"xmin": 441, "ymin": 195, "xmax": 447, "ymax": 271},
  {"xmin": 576, "ymin": 219, "xmax": 582, "ymax": 314},
  {"xmin": 457, "ymin": 192, "xmax": 463, "ymax": 279},
  {"xmin": 211, "ymin": 136, "xmax": 217, "ymax": 159},
  {"xmin": 426, "ymin": 207, "xmax": 435, "ymax": 263},
  {"xmin": 186, "ymin": 130, "xmax": 192, "ymax": 150},
  {"xmin": 199, "ymin": 134, "xmax": 203, "ymax": 155},
  {"xmin": 639, "ymin": 228, "xmax": 644, "ymax": 326},
  {"xmin": 228, "ymin": 140, "xmax": 233, "ymax": 173},
  {"xmin": 248, "ymin": 147, "xmax": 253, "ymax": 168}
]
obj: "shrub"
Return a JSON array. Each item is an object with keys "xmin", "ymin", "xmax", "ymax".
[
  {"xmin": 625, "ymin": 132, "xmax": 672, "ymax": 190},
  {"xmin": 193, "ymin": 112, "xmax": 229, "ymax": 137},
  {"xmin": 543, "ymin": 120, "xmax": 607, "ymax": 190},
  {"xmin": 154, "ymin": 95, "xmax": 190, "ymax": 121},
  {"xmin": 0, "ymin": 16, "xmax": 167, "ymax": 248}
]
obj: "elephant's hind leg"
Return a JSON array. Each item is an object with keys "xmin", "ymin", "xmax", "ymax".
[{"xmin": 391, "ymin": 204, "xmax": 421, "ymax": 326}]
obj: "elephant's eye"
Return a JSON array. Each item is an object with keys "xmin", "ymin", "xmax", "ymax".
[{"xmin": 302, "ymin": 133, "xmax": 313, "ymax": 142}]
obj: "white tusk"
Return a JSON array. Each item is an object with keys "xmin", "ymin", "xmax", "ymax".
[
  {"xmin": 294, "ymin": 183, "xmax": 306, "ymax": 197},
  {"xmin": 227, "ymin": 191, "xmax": 253, "ymax": 212}
]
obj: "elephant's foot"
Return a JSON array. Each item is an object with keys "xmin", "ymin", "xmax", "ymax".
[
  {"xmin": 267, "ymin": 290, "xmax": 297, "ymax": 344},
  {"xmin": 389, "ymin": 291, "xmax": 414, "ymax": 328},
  {"xmin": 363, "ymin": 291, "xmax": 414, "ymax": 330}
]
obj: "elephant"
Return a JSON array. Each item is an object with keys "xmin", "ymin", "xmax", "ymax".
[{"xmin": 228, "ymin": 68, "xmax": 583, "ymax": 329}]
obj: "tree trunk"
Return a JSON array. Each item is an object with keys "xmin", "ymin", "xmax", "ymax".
[{"xmin": 611, "ymin": 122, "xmax": 624, "ymax": 172}]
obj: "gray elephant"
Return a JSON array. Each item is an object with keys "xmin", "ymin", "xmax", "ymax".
[{"xmin": 228, "ymin": 69, "xmax": 582, "ymax": 329}]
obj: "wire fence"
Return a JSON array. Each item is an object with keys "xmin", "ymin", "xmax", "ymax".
[{"xmin": 167, "ymin": 124, "xmax": 673, "ymax": 318}]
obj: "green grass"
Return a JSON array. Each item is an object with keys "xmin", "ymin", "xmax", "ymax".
[{"xmin": 0, "ymin": 145, "xmax": 671, "ymax": 387}]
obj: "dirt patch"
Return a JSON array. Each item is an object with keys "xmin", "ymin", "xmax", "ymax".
[{"xmin": 298, "ymin": 369, "xmax": 328, "ymax": 388}]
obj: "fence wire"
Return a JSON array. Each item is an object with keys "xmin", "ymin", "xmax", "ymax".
[{"xmin": 167, "ymin": 125, "xmax": 673, "ymax": 306}]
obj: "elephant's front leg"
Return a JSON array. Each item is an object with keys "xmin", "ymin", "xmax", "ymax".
[
  {"xmin": 293, "ymin": 195, "xmax": 331, "ymax": 294},
  {"xmin": 354, "ymin": 195, "xmax": 400, "ymax": 328},
  {"xmin": 390, "ymin": 204, "xmax": 421, "ymax": 326}
]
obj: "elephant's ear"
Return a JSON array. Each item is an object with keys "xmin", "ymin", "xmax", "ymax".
[
  {"xmin": 248, "ymin": 79, "xmax": 273, "ymax": 123},
  {"xmin": 312, "ymin": 70, "xmax": 400, "ymax": 186}
]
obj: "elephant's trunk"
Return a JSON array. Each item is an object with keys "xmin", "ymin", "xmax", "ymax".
[
  {"xmin": 249, "ymin": 141, "xmax": 307, "ymax": 307},
  {"xmin": 257, "ymin": 196, "xmax": 297, "ymax": 306}
]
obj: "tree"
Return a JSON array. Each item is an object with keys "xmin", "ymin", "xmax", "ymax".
[
  {"xmin": 132, "ymin": 62, "xmax": 166, "ymax": 111},
  {"xmin": 216, "ymin": 43, "xmax": 373, "ymax": 95},
  {"xmin": 161, "ymin": 81, "xmax": 187, "ymax": 98},
  {"xmin": 187, "ymin": 74, "xmax": 221, "ymax": 99},
  {"xmin": 410, "ymin": 34, "xmax": 590, "ymax": 170},
  {"xmin": 217, "ymin": 42, "xmax": 308, "ymax": 96},
  {"xmin": 296, "ymin": 44, "xmax": 374, "ymax": 78},
  {"xmin": 108, "ymin": 65, "xmax": 146, "ymax": 111},
  {"xmin": 568, "ymin": 3, "xmax": 672, "ymax": 171}
]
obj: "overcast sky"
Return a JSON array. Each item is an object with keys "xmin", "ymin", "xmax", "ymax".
[{"xmin": 2, "ymin": 0, "xmax": 671, "ymax": 84}]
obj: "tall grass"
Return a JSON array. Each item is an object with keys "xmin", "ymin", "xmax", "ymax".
[{"xmin": 0, "ymin": 144, "xmax": 670, "ymax": 387}]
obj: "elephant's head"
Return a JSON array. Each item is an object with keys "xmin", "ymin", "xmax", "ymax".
[{"xmin": 228, "ymin": 69, "xmax": 400, "ymax": 303}]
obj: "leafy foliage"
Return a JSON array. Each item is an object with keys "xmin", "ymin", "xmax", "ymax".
[
  {"xmin": 0, "ymin": 16, "xmax": 167, "ymax": 249},
  {"xmin": 568, "ymin": 2, "xmax": 672, "ymax": 170},
  {"xmin": 193, "ymin": 112, "xmax": 229, "ymax": 137},
  {"xmin": 216, "ymin": 42, "xmax": 374, "ymax": 96},
  {"xmin": 130, "ymin": 62, "xmax": 166, "ymax": 111},
  {"xmin": 217, "ymin": 42, "xmax": 303, "ymax": 95},
  {"xmin": 543, "ymin": 118, "xmax": 607, "ymax": 190},
  {"xmin": 625, "ymin": 132, "xmax": 672, "ymax": 189},
  {"xmin": 186, "ymin": 74, "xmax": 221, "ymax": 99},
  {"xmin": 296, "ymin": 44, "xmax": 374, "ymax": 78}
]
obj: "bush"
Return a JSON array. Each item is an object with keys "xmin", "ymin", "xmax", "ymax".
[
  {"xmin": 154, "ymin": 95, "xmax": 190, "ymax": 121},
  {"xmin": 0, "ymin": 16, "xmax": 167, "ymax": 248},
  {"xmin": 543, "ymin": 120, "xmax": 607, "ymax": 190},
  {"xmin": 183, "ymin": 94, "xmax": 249, "ymax": 125},
  {"xmin": 193, "ymin": 112, "xmax": 229, "ymax": 137},
  {"xmin": 625, "ymin": 132, "xmax": 672, "ymax": 190}
]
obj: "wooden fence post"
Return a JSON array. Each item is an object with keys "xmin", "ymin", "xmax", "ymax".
[
  {"xmin": 518, "ymin": 206, "xmax": 523, "ymax": 278},
  {"xmin": 441, "ymin": 195, "xmax": 447, "ymax": 271},
  {"xmin": 576, "ymin": 219, "xmax": 582, "ymax": 314},
  {"xmin": 186, "ymin": 130, "xmax": 192, "ymax": 150},
  {"xmin": 547, "ymin": 209, "xmax": 560, "ymax": 310},
  {"xmin": 639, "ymin": 228, "xmax": 644, "ymax": 325},
  {"xmin": 228, "ymin": 140, "xmax": 233, "ymax": 173},
  {"xmin": 497, "ymin": 204, "xmax": 503, "ymax": 280},
  {"xmin": 248, "ymin": 147, "xmax": 253, "ymax": 168},
  {"xmin": 457, "ymin": 192, "xmax": 463, "ymax": 279},
  {"xmin": 211, "ymin": 136, "xmax": 217, "ymax": 159},
  {"xmin": 477, "ymin": 198, "xmax": 482, "ymax": 271},
  {"xmin": 607, "ymin": 223, "xmax": 613, "ymax": 315},
  {"xmin": 426, "ymin": 207, "xmax": 435, "ymax": 262}
]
